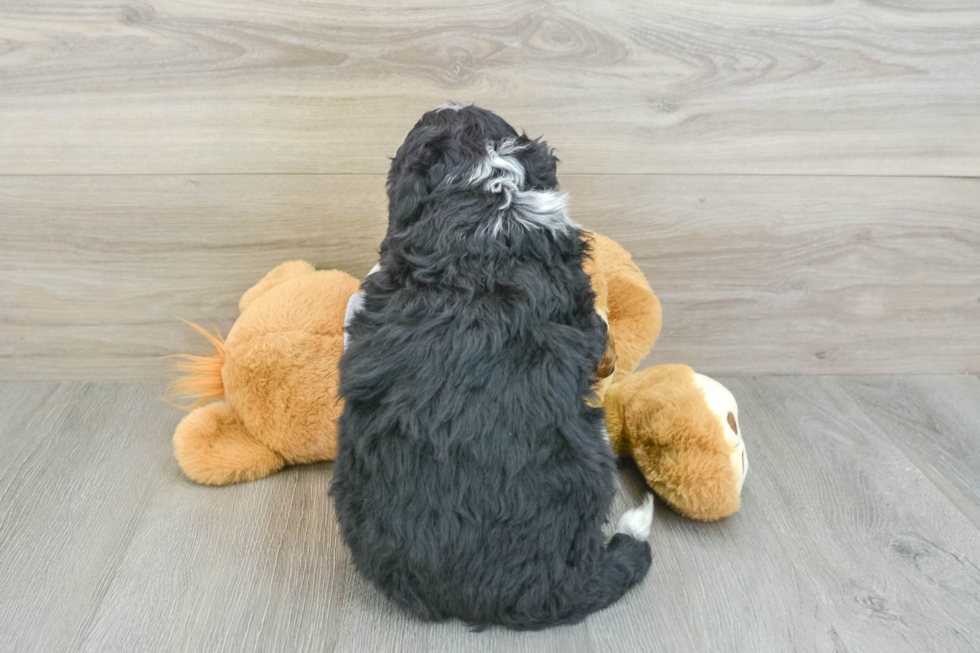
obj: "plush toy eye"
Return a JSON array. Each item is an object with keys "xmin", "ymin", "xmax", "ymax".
[{"xmin": 727, "ymin": 412, "xmax": 738, "ymax": 435}]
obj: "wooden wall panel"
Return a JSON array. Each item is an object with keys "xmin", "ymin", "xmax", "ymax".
[
  {"xmin": 0, "ymin": 0, "xmax": 978, "ymax": 176},
  {"xmin": 2, "ymin": 174, "xmax": 976, "ymax": 380},
  {"xmin": 574, "ymin": 175, "xmax": 980, "ymax": 375}
]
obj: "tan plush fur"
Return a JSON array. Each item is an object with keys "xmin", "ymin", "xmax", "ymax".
[
  {"xmin": 605, "ymin": 364, "xmax": 742, "ymax": 521},
  {"xmin": 170, "ymin": 262, "xmax": 360, "ymax": 485},
  {"xmin": 169, "ymin": 236, "xmax": 745, "ymax": 521},
  {"xmin": 585, "ymin": 234, "xmax": 742, "ymax": 520},
  {"xmin": 173, "ymin": 401, "xmax": 285, "ymax": 485},
  {"xmin": 585, "ymin": 232, "xmax": 662, "ymax": 384}
]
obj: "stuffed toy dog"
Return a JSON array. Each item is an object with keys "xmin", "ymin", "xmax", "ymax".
[{"xmin": 170, "ymin": 233, "xmax": 747, "ymax": 522}]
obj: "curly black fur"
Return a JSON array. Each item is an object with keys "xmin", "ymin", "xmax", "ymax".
[{"xmin": 330, "ymin": 104, "xmax": 651, "ymax": 630}]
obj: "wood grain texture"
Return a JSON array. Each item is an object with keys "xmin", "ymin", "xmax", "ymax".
[
  {"xmin": 589, "ymin": 175, "xmax": 980, "ymax": 375},
  {"xmin": 0, "ymin": 174, "xmax": 388, "ymax": 380},
  {"xmin": 2, "ymin": 174, "xmax": 977, "ymax": 380},
  {"xmin": 714, "ymin": 376, "xmax": 980, "ymax": 652},
  {"xmin": 1, "ymin": 376, "xmax": 979, "ymax": 651},
  {"xmin": 0, "ymin": 0, "xmax": 978, "ymax": 175},
  {"xmin": 0, "ymin": 383, "xmax": 175, "ymax": 653},
  {"xmin": 837, "ymin": 375, "xmax": 980, "ymax": 530}
]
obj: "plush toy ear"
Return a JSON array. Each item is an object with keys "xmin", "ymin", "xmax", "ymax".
[
  {"xmin": 597, "ymin": 329, "xmax": 617, "ymax": 379},
  {"xmin": 239, "ymin": 260, "xmax": 316, "ymax": 313},
  {"xmin": 587, "ymin": 233, "xmax": 662, "ymax": 382},
  {"xmin": 589, "ymin": 305, "xmax": 617, "ymax": 407}
]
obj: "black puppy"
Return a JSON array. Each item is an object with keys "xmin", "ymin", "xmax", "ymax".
[{"xmin": 331, "ymin": 104, "xmax": 653, "ymax": 630}]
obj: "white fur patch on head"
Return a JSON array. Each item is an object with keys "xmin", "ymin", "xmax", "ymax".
[
  {"xmin": 436, "ymin": 101, "xmax": 463, "ymax": 112},
  {"xmin": 467, "ymin": 138, "xmax": 527, "ymax": 197},
  {"xmin": 469, "ymin": 138, "xmax": 579, "ymax": 237},
  {"xmin": 616, "ymin": 493, "xmax": 654, "ymax": 540}
]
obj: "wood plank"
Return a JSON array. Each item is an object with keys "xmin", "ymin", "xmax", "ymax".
[
  {"xmin": 704, "ymin": 376, "xmax": 980, "ymax": 653},
  {"xmin": 591, "ymin": 174, "xmax": 980, "ymax": 375},
  {"xmin": 0, "ymin": 174, "xmax": 389, "ymax": 381},
  {"xmin": 0, "ymin": 382, "xmax": 59, "ymax": 440},
  {"xmin": 0, "ymin": 382, "xmax": 178, "ymax": 653},
  {"xmin": 2, "ymin": 174, "xmax": 977, "ymax": 379},
  {"xmin": 1, "ymin": 377, "xmax": 979, "ymax": 651},
  {"xmin": 0, "ymin": 1, "xmax": 978, "ymax": 175},
  {"xmin": 75, "ymin": 462, "xmax": 355, "ymax": 652},
  {"xmin": 834, "ymin": 375, "xmax": 980, "ymax": 530},
  {"xmin": 75, "ymin": 463, "xmax": 600, "ymax": 653}
]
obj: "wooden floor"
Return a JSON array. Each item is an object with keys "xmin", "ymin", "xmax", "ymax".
[{"xmin": 2, "ymin": 376, "xmax": 979, "ymax": 652}]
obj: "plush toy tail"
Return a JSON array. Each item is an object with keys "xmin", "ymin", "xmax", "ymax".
[{"xmin": 167, "ymin": 320, "xmax": 226, "ymax": 410}]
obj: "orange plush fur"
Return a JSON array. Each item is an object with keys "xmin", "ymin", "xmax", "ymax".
[
  {"xmin": 169, "ymin": 234, "xmax": 746, "ymax": 521},
  {"xmin": 168, "ymin": 321, "xmax": 226, "ymax": 410},
  {"xmin": 605, "ymin": 365, "xmax": 742, "ymax": 521},
  {"xmin": 585, "ymin": 234, "xmax": 744, "ymax": 520},
  {"xmin": 170, "ymin": 262, "xmax": 360, "ymax": 485},
  {"xmin": 584, "ymin": 232, "xmax": 663, "ymax": 385}
]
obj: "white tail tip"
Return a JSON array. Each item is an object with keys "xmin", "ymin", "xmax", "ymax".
[{"xmin": 616, "ymin": 493, "xmax": 655, "ymax": 540}]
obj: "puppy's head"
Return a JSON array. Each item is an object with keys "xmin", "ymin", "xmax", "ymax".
[{"xmin": 385, "ymin": 104, "xmax": 568, "ymax": 239}]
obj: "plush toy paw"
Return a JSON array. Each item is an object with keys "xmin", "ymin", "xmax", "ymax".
[
  {"xmin": 173, "ymin": 401, "xmax": 285, "ymax": 485},
  {"xmin": 604, "ymin": 364, "xmax": 748, "ymax": 521}
]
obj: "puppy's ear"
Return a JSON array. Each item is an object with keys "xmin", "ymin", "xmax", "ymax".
[
  {"xmin": 386, "ymin": 125, "xmax": 450, "ymax": 232},
  {"xmin": 516, "ymin": 135, "xmax": 559, "ymax": 190}
]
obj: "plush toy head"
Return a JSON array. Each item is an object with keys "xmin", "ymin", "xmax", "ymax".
[
  {"xmin": 170, "ymin": 261, "xmax": 359, "ymax": 485},
  {"xmin": 604, "ymin": 365, "xmax": 747, "ymax": 521},
  {"xmin": 584, "ymin": 232, "xmax": 747, "ymax": 520}
]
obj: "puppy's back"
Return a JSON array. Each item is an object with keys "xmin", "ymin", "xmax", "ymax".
[{"xmin": 330, "ymin": 105, "xmax": 652, "ymax": 629}]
